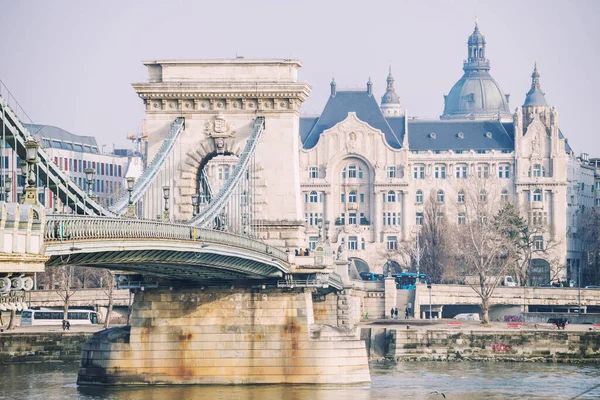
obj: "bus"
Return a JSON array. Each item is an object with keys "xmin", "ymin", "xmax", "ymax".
[
  {"xmin": 20, "ymin": 309, "xmax": 99, "ymax": 326},
  {"xmin": 359, "ymin": 272, "xmax": 385, "ymax": 282},
  {"xmin": 393, "ymin": 273, "xmax": 427, "ymax": 290}
]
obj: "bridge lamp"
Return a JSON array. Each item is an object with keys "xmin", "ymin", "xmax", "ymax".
[
  {"xmin": 19, "ymin": 160, "xmax": 27, "ymax": 196},
  {"xmin": 126, "ymin": 177, "xmax": 135, "ymax": 217},
  {"xmin": 84, "ymin": 168, "xmax": 96, "ymax": 198},
  {"xmin": 24, "ymin": 140, "xmax": 39, "ymax": 187},
  {"xmin": 191, "ymin": 194, "xmax": 199, "ymax": 216},
  {"xmin": 163, "ymin": 185, "xmax": 170, "ymax": 220},
  {"xmin": 4, "ymin": 176, "xmax": 11, "ymax": 201}
]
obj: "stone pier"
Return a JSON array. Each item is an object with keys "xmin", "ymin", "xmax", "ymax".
[{"xmin": 78, "ymin": 287, "xmax": 370, "ymax": 385}]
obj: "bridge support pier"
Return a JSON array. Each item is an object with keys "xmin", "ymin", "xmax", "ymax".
[{"xmin": 78, "ymin": 287, "xmax": 370, "ymax": 385}]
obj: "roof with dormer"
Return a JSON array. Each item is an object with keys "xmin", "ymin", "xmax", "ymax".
[{"xmin": 301, "ymin": 90, "xmax": 400, "ymax": 149}]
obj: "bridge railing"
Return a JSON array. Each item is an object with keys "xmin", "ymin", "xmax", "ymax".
[{"xmin": 44, "ymin": 215, "xmax": 288, "ymax": 262}]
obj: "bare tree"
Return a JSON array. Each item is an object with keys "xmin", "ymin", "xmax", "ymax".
[
  {"xmin": 48, "ymin": 265, "xmax": 78, "ymax": 324},
  {"xmin": 451, "ymin": 179, "xmax": 520, "ymax": 324},
  {"xmin": 580, "ymin": 206, "xmax": 600, "ymax": 285},
  {"xmin": 419, "ymin": 193, "xmax": 451, "ymax": 284},
  {"xmin": 100, "ymin": 269, "xmax": 115, "ymax": 328}
]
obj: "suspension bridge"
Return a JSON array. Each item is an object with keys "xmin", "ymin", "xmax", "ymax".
[{"xmin": 0, "ymin": 60, "xmax": 368, "ymax": 386}]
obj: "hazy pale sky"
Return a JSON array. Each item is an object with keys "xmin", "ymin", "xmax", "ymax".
[{"xmin": 1, "ymin": 0, "xmax": 599, "ymax": 154}]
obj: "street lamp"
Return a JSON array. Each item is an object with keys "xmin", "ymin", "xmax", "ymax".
[
  {"xmin": 427, "ymin": 281, "xmax": 432, "ymax": 320},
  {"xmin": 23, "ymin": 140, "xmax": 40, "ymax": 204},
  {"xmin": 126, "ymin": 177, "xmax": 135, "ymax": 217},
  {"xmin": 84, "ymin": 168, "xmax": 96, "ymax": 199},
  {"xmin": 163, "ymin": 185, "xmax": 170, "ymax": 221},
  {"xmin": 191, "ymin": 194, "xmax": 199, "ymax": 216},
  {"xmin": 19, "ymin": 159, "xmax": 27, "ymax": 198},
  {"xmin": 4, "ymin": 176, "xmax": 11, "ymax": 202}
]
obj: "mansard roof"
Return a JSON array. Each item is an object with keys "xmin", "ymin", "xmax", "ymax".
[
  {"xmin": 405, "ymin": 120, "xmax": 514, "ymax": 151},
  {"xmin": 301, "ymin": 90, "xmax": 400, "ymax": 149}
]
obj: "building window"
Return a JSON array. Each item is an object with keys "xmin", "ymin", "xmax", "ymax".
[
  {"xmin": 501, "ymin": 189, "xmax": 509, "ymax": 202},
  {"xmin": 416, "ymin": 190, "xmax": 423, "ymax": 204},
  {"xmin": 309, "ymin": 167, "xmax": 318, "ymax": 179},
  {"xmin": 457, "ymin": 190, "xmax": 465, "ymax": 203},
  {"xmin": 498, "ymin": 164, "xmax": 510, "ymax": 179},
  {"xmin": 415, "ymin": 212, "xmax": 423, "ymax": 225},
  {"xmin": 458, "ymin": 212, "xmax": 466, "ymax": 225},
  {"xmin": 339, "ymin": 213, "xmax": 345, "ymax": 225},
  {"xmin": 387, "ymin": 190, "xmax": 396, "ymax": 203},
  {"xmin": 530, "ymin": 164, "xmax": 546, "ymax": 178},
  {"xmin": 477, "ymin": 164, "xmax": 489, "ymax": 178},
  {"xmin": 360, "ymin": 193, "xmax": 365, "ymax": 203},
  {"xmin": 383, "ymin": 212, "xmax": 397, "ymax": 226},
  {"xmin": 434, "ymin": 165, "xmax": 446, "ymax": 179},
  {"xmin": 349, "ymin": 212, "xmax": 357, "ymax": 225},
  {"xmin": 308, "ymin": 236, "xmax": 319, "ymax": 250},
  {"xmin": 387, "ymin": 166, "xmax": 396, "ymax": 178},
  {"xmin": 340, "ymin": 193, "xmax": 345, "ymax": 203},
  {"xmin": 309, "ymin": 191, "xmax": 318, "ymax": 203},
  {"xmin": 413, "ymin": 165, "xmax": 425, "ymax": 179},
  {"xmin": 348, "ymin": 236, "xmax": 358, "ymax": 250},
  {"xmin": 533, "ymin": 189, "xmax": 542, "ymax": 202},
  {"xmin": 533, "ymin": 236, "xmax": 544, "ymax": 251},
  {"xmin": 349, "ymin": 191, "xmax": 357, "ymax": 203},
  {"xmin": 218, "ymin": 165, "xmax": 230, "ymax": 180},
  {"xmin": 456, "ymin": 165, "xmax": 468, "ymax": 179},
  {"xmin": 361, "ymin": 238, "xmax": 366, "ymax": 250},
  {"xmin": 437, "ymin": 190, "xmax": 444, "ymax": 203},
  {"xmin": 386, "ymin": 236, "xmax": 398, "ymax": 250},
  {"xmin": 348, "ymin": 165, "xmax": 357, "ymax": 178},
  {"xmin": 479, "ymin": 190, "xmax": 487, "ymax": 203}
]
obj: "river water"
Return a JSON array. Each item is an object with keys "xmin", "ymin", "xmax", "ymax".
[{"xmin": 1, "ymin": 361, "xmax": 599, "ymax": 400}]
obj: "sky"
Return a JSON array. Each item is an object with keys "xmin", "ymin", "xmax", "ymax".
[{"xmin": 1, "ymin": 0, "xmax": 599, "ymax": 154}]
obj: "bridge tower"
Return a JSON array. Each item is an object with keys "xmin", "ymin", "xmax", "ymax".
[{"xmin": 133, "ymin": 59, "xmax": 311, "ymax": 247}]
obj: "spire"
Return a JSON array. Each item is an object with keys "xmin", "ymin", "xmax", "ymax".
[
  {"xmin": 464, "ymin": 21, "xmax": 490, "ymax": 75},
  {"xmin": 330, "ymin": 77, "xmax": 336, "ymax": 97},
  {"xmin": 366, "ymin": 77, "xmax": 373, "ymax": 96},
  {"xmin": 523, "ymin": 63, "xmax": 548, "ymax": 107},
  {"xmin": 381, "ymin": 65, "xmax": 400, "ymax": 105}
]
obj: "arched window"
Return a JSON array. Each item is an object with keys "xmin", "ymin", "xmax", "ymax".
[
  {"xmin": 479, "ymin": 190, "xmax": 487, "ymax": 203},
  {"xmin": 348, "ymin": 165, "xmax": 357, "ymax": 178},
  {"xmin": 309, "ymin": 191, "xmax": 318, "ymax": 203},
  {"xmin": 349, "ymin": 191, "xmax": 357, "ymax": 203},
  {"xmin": 387, "ymin": 190, "xmax": 396, "ymax": 203},
  {"xmin": 437, "ymin": 190, "xmax": 445, "ymax": 203},
  {"xmin": 533, "ymin": 189, "xmax": 542, "ymax": 202},
  {"xmin": 457, "ymin": 190, "xmax": 465, "ymax": 203},
  {"xmin": 341, "ymin": 167, "xmax": 346, "ymax": 179},
  {"xmin": 416, "ymin": 190, "xmax": 423, "ymax": 204},
  {"xmin": 530, "ymin": 164, "xmax": 546, "ymax": 178},
  {"xmin": 501, "ymin": 189, "xmax": 509, "ymax": 202}
]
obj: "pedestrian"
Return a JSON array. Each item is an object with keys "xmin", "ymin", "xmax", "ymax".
[
  {"xmin": 305, "ymin": 248, "xmax": 310, "ymax": 256},
  {"xmin": 66, "ymin": 321, "xmax": 70, "ymax": 330},
  {"xmin": 407, "ymin": 301, "xmax": 412, "ymax": 317},
  {"xmin": 391, "ymin": 307, "xmax": 394, "ymax": 319},
  {"xmin": 62, "ymin": 320, "xmax": 67, "ymax": 331},
  {"xmin": 295, "ymin": 249, "xmax": 299, "ymax": 256},
  {"xmin": 405, "ymin": 307, "xmax": 409, "ymax": 319},
  {"xmin": 299, "ymin": 248, "xmax": 305, "ymax": 256},
  {"xmin": 394, "ymin": 307, "xmax": 399, "ymax": 320}
]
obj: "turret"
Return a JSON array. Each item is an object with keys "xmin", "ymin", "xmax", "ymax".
[
  {"xmin": 380, "ymin": 66, "xmax": 404, "ymax": 116},
  {"xmin": 522, "ymin": 63, "xmax": 550, "ymax": 126}
]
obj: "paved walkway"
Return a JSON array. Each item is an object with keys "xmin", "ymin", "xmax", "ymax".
[{"xmin": 358, "ymin": 318, "xmax": 597, "ymax": 332}]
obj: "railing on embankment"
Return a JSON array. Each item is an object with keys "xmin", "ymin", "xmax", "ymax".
[{"xmin": 44, "ymin": 214, "xmax": 289, "ymax": 263}]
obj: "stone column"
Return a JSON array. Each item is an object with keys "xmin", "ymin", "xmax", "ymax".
[
  {"xmin": 324, "ymin": 191, "xmax": 332, "ymax": 224},
  {"xmin": 402, "ymin": 190, "xmax": 409, "ymax": 240},
  {"xmin": 373, "ymin": 191, "xmax": 382, "ymax": 243},
  {"xmin": 384, "ymin": 277, "xmax": 397, "ymax": 319}
]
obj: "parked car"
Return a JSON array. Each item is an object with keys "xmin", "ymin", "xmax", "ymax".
[{"xmin": 453, "ymin": 313, "xmax": 480, "ymax": 321}]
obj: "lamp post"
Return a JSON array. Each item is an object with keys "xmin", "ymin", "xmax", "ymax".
[
  {"xmin": 163, "ymin": 185, "xmax": 170, "ymax": 221},
  {"xmin": 427, "ymin": 281, "xmax": 432, "ymax": 320},
  {"xmin": 4, "ymin": 176, "xmax": 11, "ymax": 202},
  {"xmin": 23, "ymin": 139, "xmax": 40, "ymax": 204},
  {"xmin": 191, "ymin": 194, "xmax": 199, "ymax": 216},
  {"xmin": 84, "ymin": 168, "xmax": 95, "ymax": 199},
  {"xmin": 19, "ymin": 159, "xmax": 27, "ymax": 200},
  {"xmin": 126, "ymin": 177, "xmax": 135, "ymax": 217}
]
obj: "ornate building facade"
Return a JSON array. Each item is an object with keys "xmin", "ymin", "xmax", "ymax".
[{"xmin": 298, "ymin": 23, "xmax": 588, "ymax": 284}]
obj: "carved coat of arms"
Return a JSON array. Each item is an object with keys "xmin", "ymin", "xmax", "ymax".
[{"xmin": 205, "ymin": 113, "xmax": 235, "ymax": 138}]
